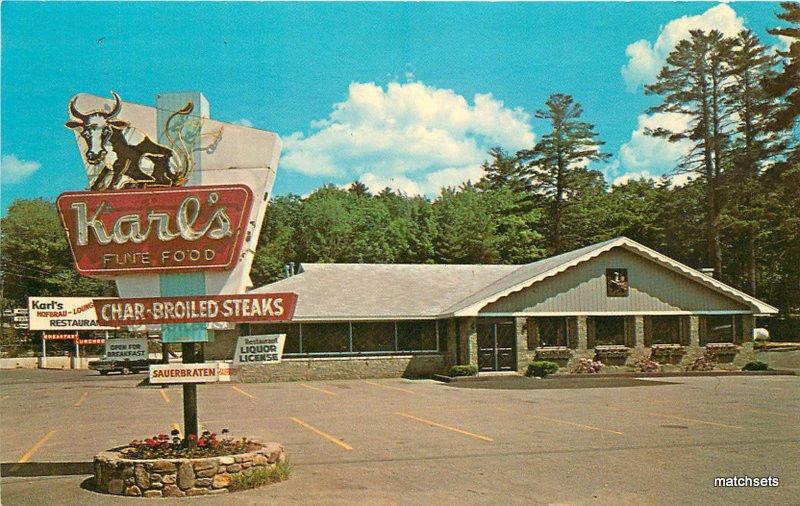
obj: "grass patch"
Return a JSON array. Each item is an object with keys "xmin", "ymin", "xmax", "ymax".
[{"xmin": 228, "ymin": 460, "xmax": 291, "ymax": 492}]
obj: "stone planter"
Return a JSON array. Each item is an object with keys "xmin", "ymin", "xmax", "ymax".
[
  {"xmin": 705, "ymin": 343, "xmax": 739, "ymax": 363},
  {"xmin": 650, "ymin": 344, "xmax": 686, "ymax": 365},
  {"xmin": 594, "ymin": 346, "xmax": 631, "ymax": 366},
  {"xmin": 93, "ymin": 442, "xmax": 285, "ymax": 497},
  {"xmin": 535, "ymin": 347, "xmax": 572, "ymax": 366}
]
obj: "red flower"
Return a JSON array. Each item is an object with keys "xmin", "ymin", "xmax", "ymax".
[
  {"xmin": 188, "ymin": 434, "xmax": 197, "ymax": 441},
  {"xmin": 198, "ymin": 439, "xmax": 206, "ymax": 447}
]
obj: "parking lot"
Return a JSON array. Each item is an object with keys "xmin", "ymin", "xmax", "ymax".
[{"xmin": 1, "ymin": 369, "xmax": 798, "ymax": 505}]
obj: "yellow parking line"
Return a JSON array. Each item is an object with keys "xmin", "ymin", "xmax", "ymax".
[
  {"xmin": 231, "ymin": 385, "xmax": 255, "ymax": 399},
  {"xmin": 747, "ymin": 408, "xmax": 793, "ymax": 418},
  {"xmin": 609, "ymin": 406, "xmax": 744, "ymax": 429},
  {"xmin": 299, "ymin": 383, "xmax": 336, "ymax": 396},
  {"xmin": 160, "ymin": 390, "xmax": 170, "ymax": 404},
  {"xmin": 365, "ymin": 380, "xmax": 415, "ymax": 394},
  {"xmin": 74, "ymin": 391, "xmax": 89, "ymax": 407},
  {"xmin": 0, "ymin": 395, "xmax": 9, "ymax": 400},
  {"xmin": 395, "ymin": 412, "xmax": 493, "ymax": 442},
  {"xmin": 17, "ymin": 430, "xmax": 58, "ymax": 463},
  {"xmin": 290, "ymin": 417, "xmax": 352, "ymax": 450},
  {"xmin": 528, "ymin": 414, "xmax": 624, "ymax": 436}
]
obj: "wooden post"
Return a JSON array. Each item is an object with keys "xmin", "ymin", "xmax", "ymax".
[{"xmin": 182, "ymin": 343, "xmax": 199, "ymax": 438}]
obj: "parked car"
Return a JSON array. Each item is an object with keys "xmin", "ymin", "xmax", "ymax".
[{"xmin": 88, "ymin": 358, "xmax": 155, "ymax": 375}]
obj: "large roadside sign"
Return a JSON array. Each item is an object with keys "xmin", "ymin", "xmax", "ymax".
[
  {"xmin": 57, "ymin": 185, "xmax": 253, "ymax": 276},
  {"xmin": 93, "ymin": 293, "xmax": 297, "ymax": 326},
  {"xmin": 28, "ymin": 297, "xmax": 116, "ymax": 331}
]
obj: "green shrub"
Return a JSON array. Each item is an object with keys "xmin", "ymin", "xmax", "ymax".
[
  {"xmin": 526, "ymin": 361, "xmax": 559, "ymax": 378},
  {"xmin": 742, "ymin": 361, "xmax": 771, "ymax": 371},
  {"xmin": 228, "ymin": 461, "xmax": 291, "ymax": 492},
  {"xmin": 449, "ymin": 365, "xmax": 478, "ymax": 377}
]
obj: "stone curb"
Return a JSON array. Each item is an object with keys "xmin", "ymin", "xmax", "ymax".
[{"xmin": 433, "ymin": 369, "xmax": 796, "ymax": 383}]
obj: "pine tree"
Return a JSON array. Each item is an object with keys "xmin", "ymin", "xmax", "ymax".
[
  {"xmin": 723, "ymin": 29, "xmax": 783, "ymax": 295},
  {"xmin": 765, "ymin": 1, "xmax": 800, "ymax": 150},
  {"xmin": 517, "ymin": 93, "xmax": 610, "ymax": 253},
  {"xmin": 645, "ymin": 29, "xmax": 734, "ymax": 279}
]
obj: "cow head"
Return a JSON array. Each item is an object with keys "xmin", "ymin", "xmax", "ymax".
[{"xmin": 65, "ymin": 92, "xmax": 130, "ymax": 165}]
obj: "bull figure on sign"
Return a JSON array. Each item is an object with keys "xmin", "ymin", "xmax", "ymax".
[{"xmin": 65, "ymin": 92, "xmax": 193, "ymax": 190}]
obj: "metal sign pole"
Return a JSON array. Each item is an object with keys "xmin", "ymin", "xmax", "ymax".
[
  {"xmin": 41, "ymin": 331, "xmax": 46, "ymax": 368},
  {"xmin": 181, "ymin": 342, "xmax": 199, "ymax": 438}
]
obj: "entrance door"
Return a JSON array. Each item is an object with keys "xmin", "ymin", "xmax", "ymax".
[{"xmin": 477, "ymin": 321, "xmax": 516, "ymax": 371}]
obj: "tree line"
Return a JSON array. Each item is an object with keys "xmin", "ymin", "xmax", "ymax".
[{"xmin": 2, "ymin": 3, "xmax": 798, "ymax": 315}]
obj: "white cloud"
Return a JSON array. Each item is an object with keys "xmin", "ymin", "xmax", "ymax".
[
  {"xmin": 612, "ymin": 170, "xmax": 661, "ymax": 187},
  {"xmin": 619, "ymin": 112, "xmax": 694, "ymax": 171},
  {"xmin": 622, "ymin": 4, "xmax": 745, "ymax": 90},
  {"xmin": 281, "ymin": 81, "xmax": 536, "ymax": 195},
  {"xmin": 1, "ymin": 154, "xmax": 41, "ymax": 183}
]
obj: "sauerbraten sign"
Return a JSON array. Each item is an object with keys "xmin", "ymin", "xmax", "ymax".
[{"xmin": 57, "ymin": 185, "xmax": 253, "ymax": 275}]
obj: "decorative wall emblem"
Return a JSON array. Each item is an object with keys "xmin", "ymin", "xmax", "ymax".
[
  {"xmin": 57, "ymin": 185, "xmax": 253, "ymax": 275},
  {"xmin": 606, "ymin": 268, "xmax": 629, "ymax": 297},
  {"xmin": 65, "ymin": 92, "xmax": 195, "ymax": 190}
]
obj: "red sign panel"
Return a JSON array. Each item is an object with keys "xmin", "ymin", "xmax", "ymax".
[
  {"xmin": 57, "ymin": 185, "xmax": 253, "ymax": 276},
  {"xmin": 93, "ymin": 293, "xmax": 298, "ymax": 326}
]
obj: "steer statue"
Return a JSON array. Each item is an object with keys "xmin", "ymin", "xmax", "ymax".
[{"xmin": 65, "ymin": 92, "xmax": 194, "ymax": 190}]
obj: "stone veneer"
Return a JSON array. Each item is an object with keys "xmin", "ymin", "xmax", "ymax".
[
  {"xmin": 93, "ymin": 442, "xmax": 285, "ymax": 497},
  {"xmin": 237, "ymin": 354, "xmax": 447, "ymax": 382}
]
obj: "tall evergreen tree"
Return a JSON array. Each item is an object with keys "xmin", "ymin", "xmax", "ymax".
[
  {"xmin": 645, "ymin": 29, "xmax": 734, "ymax": 279},
  {"xmin": 765, "ymin": 2, "xmax": 800, "ymax": 154},
  {"xmin": 517, "ymin": 93, "xmax": 610, "ymax": 253},
  {"xmin": 723, "ymin": 29, "xmax": 782, "ymax": 295}
]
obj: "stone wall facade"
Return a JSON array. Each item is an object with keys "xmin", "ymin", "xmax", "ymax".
[
  {"xmin": 93, "ymin": 442, "xmax": 285, "ymax": 497},
  {"xmin": 237, "ymin": 354, "xmax": 447, "ymax": 382}
]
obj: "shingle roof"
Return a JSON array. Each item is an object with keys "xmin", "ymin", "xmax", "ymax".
[
  {"xmin": 250, "ymin": 263, "xmax": 518, "ymax": 320},
  {"xmin": 250, "ymin": 237, "xmax": 778, "ymax": 319}
]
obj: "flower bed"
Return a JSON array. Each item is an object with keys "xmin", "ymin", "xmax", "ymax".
[
  {"xmin": 594, "ymin": 345, "xmax": 630, "ymax": 365},
  {"xmin": 93, "ymin": 430, "xmax": 287, "ymax": 497}
]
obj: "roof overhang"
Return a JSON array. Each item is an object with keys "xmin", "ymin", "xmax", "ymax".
[{"xmin": 453, "ymin": 237, "xmax": 779, "ymax": 317}]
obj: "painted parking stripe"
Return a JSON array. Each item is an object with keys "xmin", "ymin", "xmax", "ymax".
[
  {"xmin": 299, "ymin": 383, "xmax": 336, "ymax": 396},
  {"xmin": 17, "ymin": 429, "xmax": 58, "ymax": 463},
  {"xmin": 395, "ymin": 412, "xmax": 494, "ymax": 442},
  {"xmin": 529, "ymin": 414, "xmax": 624, "ymax": 436},
  {"xmin": 160, "ymin": 389, "xmax": 170, "ymax": 404},
  {"xmin": 231, "ymin": 385, "xmax": 255, "ymax": 399},
  {"xmin": 364, "ymin": 380, "xmax": 415, "ymax": 394},
  {"xmin": 495, "ymin": 406, "xmax": 624, "ymax": 435},
  {"xmin": 290, "ymin": 417, "xmax": 353, "ymax": 450},
  {"xmin": 746, "ymin": 408, "xmax": 793, "ymax": 418},
  {"xmin": 74, "ymin": 391, "xmax": 89, "ymax": 407},
  {"xmin": 609, "ymin": 406, "xmax": 744, "ymax": 429},
  {"xmin": 0, "ymin": 395, "xmax": 9, "ymax": 400}
]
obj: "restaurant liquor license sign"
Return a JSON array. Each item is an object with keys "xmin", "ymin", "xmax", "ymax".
[
  {"xmin": 93, "ymin": 293, "xmax": 298, "ymax": 326},
  {"xmin": 57, "ymin": 185, "xmax": 253, "ymax": 275}
]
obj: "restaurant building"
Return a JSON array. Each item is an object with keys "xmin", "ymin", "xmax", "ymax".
[{"xmin": 206, "ymin": 237, "xmax": 778, "ymax": 381}]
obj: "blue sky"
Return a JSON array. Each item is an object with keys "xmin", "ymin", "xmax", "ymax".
[{"xmin": 0, "ymin": 2, "xmax": 786, "ymax": 213}]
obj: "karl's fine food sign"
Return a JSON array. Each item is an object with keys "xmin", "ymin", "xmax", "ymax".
[
  {"xmin": 57, "ymin": 185, "xmax": 253, "ymax": 275},
  {"xmin": 93, "ymin": 293, "xmax": 297, "ymax": 326}
]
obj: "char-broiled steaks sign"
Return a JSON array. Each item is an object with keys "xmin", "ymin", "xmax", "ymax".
[
  {"xmin": 57, "ymin": 185, "xmax": 253, "ymax": 275},
  {"xmin": 93, "ymin": 293, "xmax": 297, "ymax": 326}
]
